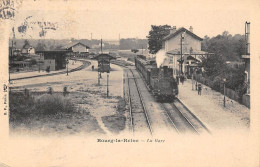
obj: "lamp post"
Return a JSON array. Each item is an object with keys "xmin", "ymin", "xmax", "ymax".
[
  {"xmin": 9, "ymin": 64, "xmax": 11, "ymax": 84},
  {"xmin": 9, "ymin": 40, "xmax": 14, "ymax": 84},
  {"xmin": 107, "ymin": 72, "xmax": 109, "ymax": 97},
  {"xmin": 180, "ymin": 33, "xmax": 183, "ymax": 74},
  {"xmin": 38, "ymin": 56, "xmax": 42, "ymax": 73},
  {"xmin": 195, "ymin": 68, "xmax": 198, "ymax": 90},
  {"xmin": 223, "ymin": 78, "xmax": 226, "ymax": 107},
  {"xmin": 66, "ymin": 58, "xmax": 69, "ymax": 76},
  {"xmin": 38, "ymin": 61, "xmax": 41, "ymax": 73}
]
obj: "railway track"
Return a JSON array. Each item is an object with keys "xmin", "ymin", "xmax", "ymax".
[
  {"xmin": 130, "ymin": 60, "xmax": 210, "ymax": 134},
  {"xmin": 126, "ymin": 68, "xmax": 153, "ymax": 135},
  {"xmin": 172, "ymin": 99, "xmax": 211, "ymax": 134},
  {"xmin": 11, "ymin": 59, "xmax": 90, "ymax": 81},
  {"xmin": 114, "ymin": 59, "xmax": 210, "ymax": 135},
  {"xmin": 161, "ymin": 100, "xmax": 211, "ymax": 134},
  {"xmin": 161, "ymin": 103, "xmax": 199, "ymax": 134}
]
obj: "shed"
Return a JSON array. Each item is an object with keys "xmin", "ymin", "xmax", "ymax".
[
  {"xmin": 92, "ymin": 54, "xmax": 116, "ymax": 73},
  {"xmin": 63, "ymin": 42, "xmax": 90, "ymax": 53},
  {"xmin": 36, "ymin": 50, "xmax": 72, "ymax": 70}
]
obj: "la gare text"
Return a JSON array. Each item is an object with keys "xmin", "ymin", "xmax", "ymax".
[{"xmin": 97, "ymin": 139, "xmax": 165, "ymax": 143}]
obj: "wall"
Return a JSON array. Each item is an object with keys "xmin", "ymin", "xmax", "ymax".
[
  {"xmin": 242, "ymin": 94, "xmax": 250, "ymax": 108},
  {"xmin": 28, "ymin": 47, "xmax": 35, "ymax": 54},
  {"xmin": 72, "ymin": 44, "xmax": 87, "ymax": 53},
  {"xmin": 245, "ymin": 59, "xmax": 250, "ymax": 81},
  {"xmin": 21, "ymin": 48, "xmax": 28, "ymax": 54},
  {"xmin": 44, "ymin": 59, "xmax": 55, "ymax": 71},
  {"xmin": 194, "ymin": 74, "xmax": 250, "ymax": 108},
  {"xmin": 165, "ymin": 32, "xmax": 201, "ymax": 74},
  {"xmin": 165, "ymin": 33, "xmax": 201, "ymax": 52}
]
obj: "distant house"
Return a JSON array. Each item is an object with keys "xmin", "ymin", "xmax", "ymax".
[
  {"xmin": 21, "ymin": 43, "xmax": 35, "ymax": 55},
  {"xmin": 162, "ymin": 26, "xmax": 212, "ymax": 76},
  {"xmin": 63, "ymin": 42, "xmax": 90, "ymax": 53}
]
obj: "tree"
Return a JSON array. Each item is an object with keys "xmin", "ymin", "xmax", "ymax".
[
  {"xmin": 119, "ymin": 38, "xmax": 147, "ymax": 50},
  {"xmin": 23, "ymin": 39, "xmax": 30, "ymax": 48},
  {"xmin": 201, "ymin": 54, "xmax": 226, "ymax": 79},
  {"xmin": 147, "ymin": 25, "xmax": 171, "ymax": 54},
  {"xmin": 29, "ymin": 59, "xmax": 37, "ymax": 65},
  {"xmin": 201, "ymin": 35, "xmax": 210, "ymax": 51},
  {"xmin": 201, "ymin": 32, "xmax": 245, "ymax": 61},
  {"xmin": 36, "ymin": 42, "xmax": 46, "ymax": 51}
]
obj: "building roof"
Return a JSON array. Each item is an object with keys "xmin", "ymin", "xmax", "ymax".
[
  {"xmin": 36, "ymin": 50, "xmax": 73, "ymax": 57},
  {"xmin": 92, "ymin": 54, "xmax": 117, "ymax": 60},
  {"xmin": 166, "ymin": 49, "xmax": 212, "ymax": 55},
  {"xmin": 36, "ymin": 50, "xmax": 72, "ymax": 53},
  {"xmin": 177, "ymin": 55, "xmax": 201, "ymax": 62},
  {"xmin": 162, "ymin": 27, "xmax": 203, "ymax": 41},
  {"xmin": 63, "ymin": 41, "xmax": 90, "ymax": 49},
  {"xmin": 23, "ymin": 43, "xmax": 33, "ymax": 49}
]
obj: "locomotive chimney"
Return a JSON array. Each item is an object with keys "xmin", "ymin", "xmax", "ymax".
[{"xmin": 163, "ymin": 66, "xmax": 168, "ymax": 75}]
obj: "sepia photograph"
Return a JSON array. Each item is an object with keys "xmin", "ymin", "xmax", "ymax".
[{"xmin": 0, "ymin": 0, "xmax": 259, "ymax": 166}]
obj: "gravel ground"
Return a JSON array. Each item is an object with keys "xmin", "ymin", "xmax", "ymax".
[
  {"xmin": 10, "ymin": 60, "xmax": 126, "ymax": 136},
  {"xmin": 178, "ymin": 79, "xmax": 250, "ymax": 134}
]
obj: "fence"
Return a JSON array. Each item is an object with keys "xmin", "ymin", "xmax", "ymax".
[
  {"xmin": 193, "ymin": 74, "xmax": 250, "ymax": 108},
  {"xmin": 225, "ymin": 87, "xmax": 240, "ymax": 102}
]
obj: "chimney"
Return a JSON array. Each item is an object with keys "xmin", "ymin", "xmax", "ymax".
[
  {"xmin": 189, "ymin": 26, "xmax": 193, "ymax": 33},
  {"xmin": 245, "ymin": 22, "xmax": 250, "ymax": 55},
  {"xmin": 170, "ymin": 26, "xmax": 177, "ymax": 34}
]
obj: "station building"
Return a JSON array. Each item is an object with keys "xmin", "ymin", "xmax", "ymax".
[{"xmin": 162, "ymin": 26, "xmax": 212, "ymax": 76}]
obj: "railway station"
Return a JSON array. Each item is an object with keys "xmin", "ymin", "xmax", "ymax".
[
  {"xmin": 2, "ymin": 0, "xmax": 257, "ymax": 166},
  {"xmin": 7, "ymin": 21, "xmax": 250, "ymax": 138}
]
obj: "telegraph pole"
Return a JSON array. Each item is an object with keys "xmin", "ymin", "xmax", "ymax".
[
  {"xmin": 9, "ymin": 40, "xmax": 13, "ymax": 84},
  {"xmin": 180, "ymin": 33, "xmax": 183, "ymax": 74},
  {"xmin": 107, "ymin": 72, "xmax": 109, "ymax": 97},
  {"xmin": 101, "ymin": 38, "xmax": 103, "ymax": 53},
  {"xmin": 245, "ymin": 22, "xmax": 250, "ymax": 55},
  {"xmin": 223, "ymin": 78, "xmax": 226, "ymax": 107},
  {"xmin": 66, "ymin": 59, "xmax": 69, "ymax": 76},
  {"xmin": 98, "ymin": 71, "xmax": 100, "ymax": 85}
]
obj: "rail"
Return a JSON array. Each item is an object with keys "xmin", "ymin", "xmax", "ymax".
[{"xmin": 129, "ymin": 69, "xmax": 153, "ymax": 135}]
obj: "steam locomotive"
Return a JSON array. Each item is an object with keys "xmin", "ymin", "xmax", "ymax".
[{"xmin": 135, "ymin": 55, "xmax": 178, "ymax": 101}]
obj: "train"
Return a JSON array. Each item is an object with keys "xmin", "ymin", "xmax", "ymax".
[{"xmin": 135, "ymin": 56, "xmax": 178, "ymax": 102}]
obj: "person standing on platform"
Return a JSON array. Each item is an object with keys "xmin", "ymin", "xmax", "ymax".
[
  {"xmin": 180, "ymin": 75, "xmax": 184, "ymax": 85},
  {"xmin": 176, "ymin": 75, "xmax": 179, "ymax": 85},
  {"xmin": 198, "ymin": 83, "xmax": 202, "ymax": 95}
]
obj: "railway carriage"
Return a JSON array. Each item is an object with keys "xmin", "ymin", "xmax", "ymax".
[{"xmin": 135, "ymin": 57, "xmax": 178, "ymax": 102}]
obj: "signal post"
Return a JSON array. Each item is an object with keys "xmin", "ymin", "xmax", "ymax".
[{"xmin": 92, "ymin": 53, "xmax": 116, "ymax": 97}]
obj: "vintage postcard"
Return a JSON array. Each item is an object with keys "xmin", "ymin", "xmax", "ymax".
[{"xmin": 0, "ymin": 0, "xmax": 259, "ymax": 166}]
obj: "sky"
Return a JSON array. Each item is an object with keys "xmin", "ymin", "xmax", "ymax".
[{"xmin": 9, "ymin": 0, "xmax": 256, "ymax": 40}]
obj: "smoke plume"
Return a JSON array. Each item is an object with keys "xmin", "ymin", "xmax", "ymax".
[{"xmin": 155, "ymin": 49, "xmax": 169, "ymax": 68}]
